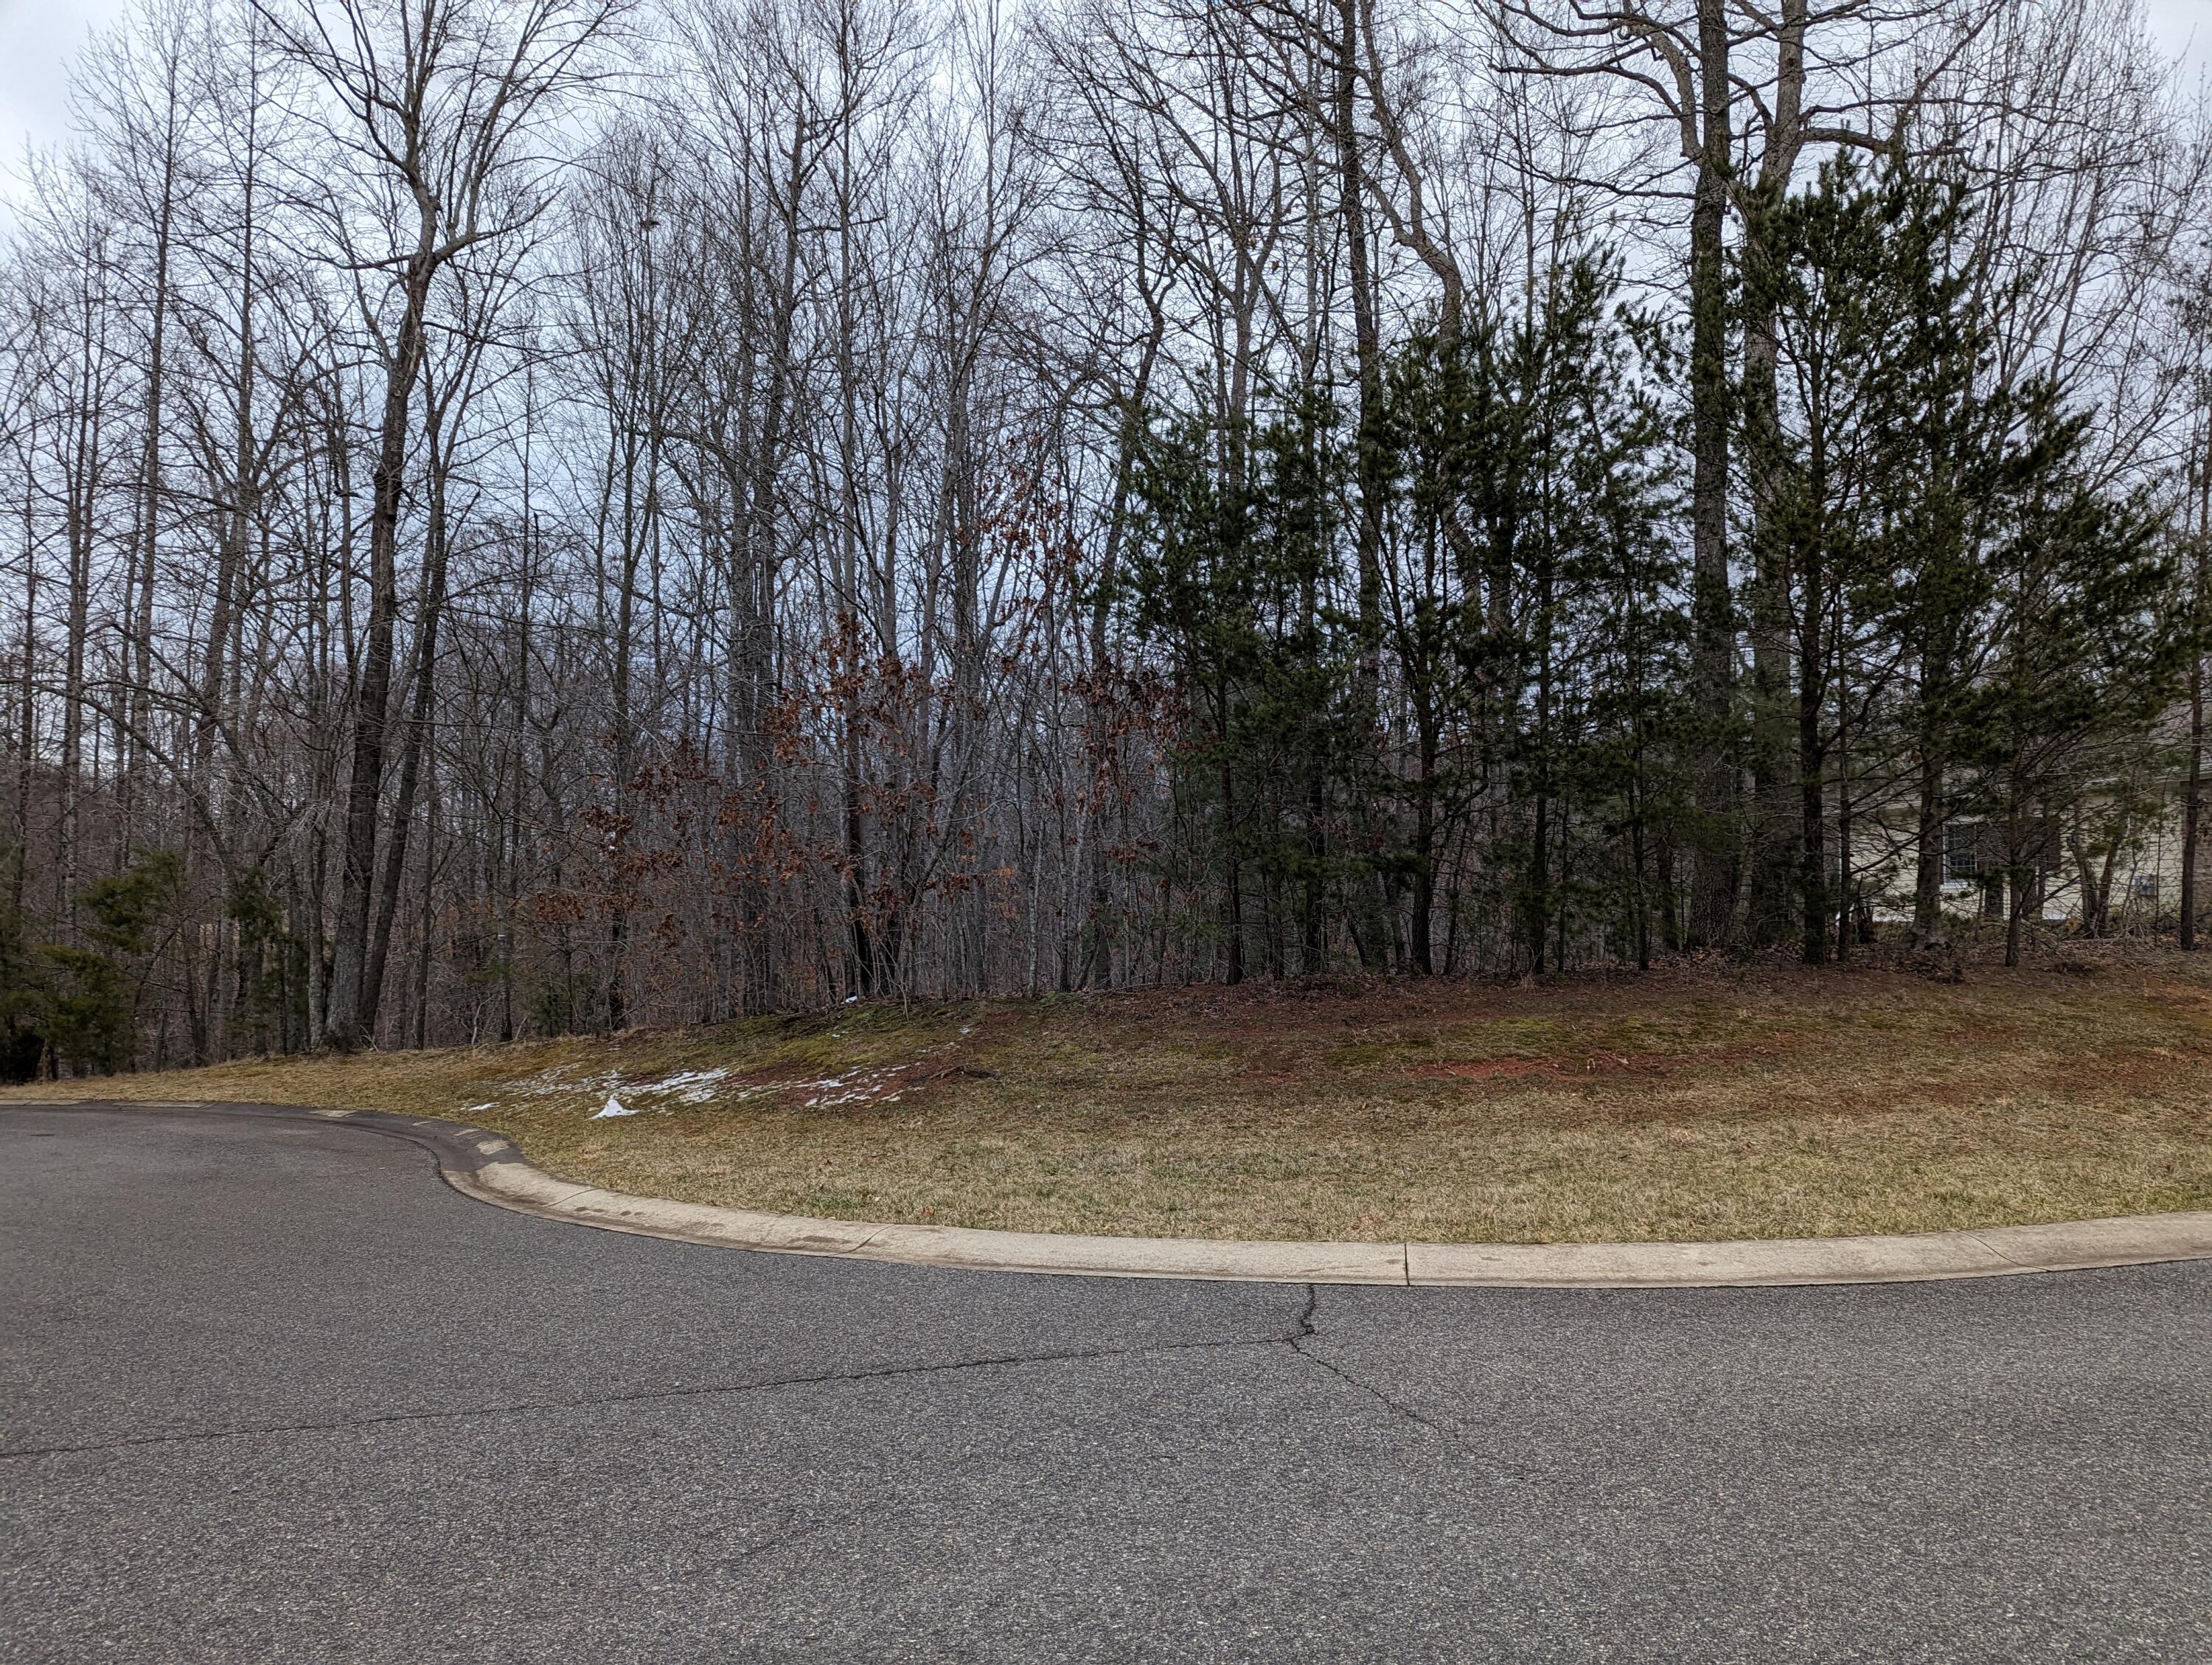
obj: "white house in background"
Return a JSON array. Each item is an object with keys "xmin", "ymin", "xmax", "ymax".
[{"xmin": 1856, "ymin": 702, "xmax": 2205, "ymax": 935}]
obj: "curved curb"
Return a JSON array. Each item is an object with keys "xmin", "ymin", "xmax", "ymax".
[{"xmin": 15, "ymin": 1097, "xmax": 2212, "ymax": 1287}]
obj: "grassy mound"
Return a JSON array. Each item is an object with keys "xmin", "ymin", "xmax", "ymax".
[{"xmin": 12, "ymin": 949, "xmax": 2212, "ymax": 1243}]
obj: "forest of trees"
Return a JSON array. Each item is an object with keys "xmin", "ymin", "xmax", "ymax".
[{"xmin": 1, "ymin": 0, "xmax": 2209, "ymax": 1075}]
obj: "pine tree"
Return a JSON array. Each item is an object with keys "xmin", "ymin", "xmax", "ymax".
[{"xmin": 1121, "ymin": 397, "xmax": 1353, "ymax": 983}]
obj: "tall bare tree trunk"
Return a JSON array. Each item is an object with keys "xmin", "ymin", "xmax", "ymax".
[
  {"xmin": 362, "ymin": 397, "xmax": 453, "ymax": 1035},
  {"xmin": 1335, "ymin": 0, "xmax": 1389, "ymax": 964},
  {"xmin": 1741, "ymin": 0, "xmax": 1809, "ymax": 950},
  {"xmin": 123, "ymin": 161, "xmax": 175, "ymax": 869},
  {"xmin": 2183, "ymin": 458, "xmax": 2208, "ymax": 950},
  {"xmin": 1687, "ymin": 0, "xmax": 1738, "ymax": 950},
  {"xmin": 325, "ymin": 242, "xmax": 434, "ymax": 1050}
]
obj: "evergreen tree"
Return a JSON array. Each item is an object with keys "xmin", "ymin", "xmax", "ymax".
[
  {"xmin": 1380, "ymin": 254, "xmax": 1684, "ymax": 973},
  {"xmin": 1754, "ymin": 157, "xmax": 2191, "ymax": 962},
  {"xmin": 1121, "ymin": 397, "xmax": 1354, "ymax": 983}
]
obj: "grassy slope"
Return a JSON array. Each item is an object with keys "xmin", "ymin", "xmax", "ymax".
[{"xmin": 10, "ymin": 950, "xmax": 2212, "ymax": 1243}]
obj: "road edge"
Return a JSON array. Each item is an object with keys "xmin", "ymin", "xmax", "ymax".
[{"xmin": 14, "ymin": 1097, "xmax": 2212, "ymax": 1287}]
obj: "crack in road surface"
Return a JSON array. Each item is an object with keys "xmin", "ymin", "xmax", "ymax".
[
  {"xmin": 1, "ymin": 1310, "xmax": 1320, "ymax": 1462},
  {"xmin": 1288, "ymin": 1282, "xmax": 1530, "ymax": 1480}
]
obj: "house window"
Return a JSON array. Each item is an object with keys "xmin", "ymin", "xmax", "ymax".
[
  {"xmin": 2026, "ymin": 818, "xmax": 2062, "ymax": 877},
  {"xmin": 2131, "ymin": 873, "xmax": 2160, "ymax": 902},
  {"xmin": 1944, "ymin": 821, "xmax": 1984, "ymax": 884}
]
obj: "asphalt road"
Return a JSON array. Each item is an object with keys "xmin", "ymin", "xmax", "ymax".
[{"xmin": 4, "ymin": 1105, "xmax": 2209, "ymax": 1664}]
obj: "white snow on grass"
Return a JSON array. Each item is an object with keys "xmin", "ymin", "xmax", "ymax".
[
  {"xmin": 636, "ymin": 1067, "xmax": 732, "ymax": 1104},
  {"xmin": 481, "ymin": 1029, "xmax": 975, "ymax": 1118},
  {"xmin": 797, "ymin": 1066, "xmax": 905, "ymax": 1107}
]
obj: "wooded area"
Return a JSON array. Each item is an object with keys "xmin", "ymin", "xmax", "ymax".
[{"xmin": 1, "ymin": 0, "xmax": 2208, "ymax": 1074}]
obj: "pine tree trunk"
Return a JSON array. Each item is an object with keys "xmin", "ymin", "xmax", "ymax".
[{"xmin": 1913, "ymin": 747, "xmax": 1949, "ymax": 950}]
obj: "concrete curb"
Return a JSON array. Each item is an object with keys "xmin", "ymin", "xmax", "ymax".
[{"xmin": 16, "ymin": 1098, "xmax": 2212, "ymax": 1287}]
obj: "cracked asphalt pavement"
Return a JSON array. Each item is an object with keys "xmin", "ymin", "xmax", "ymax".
[{"xmin": 4, "ymin": 1105, "xmax": 2210, "ymax": 1663}]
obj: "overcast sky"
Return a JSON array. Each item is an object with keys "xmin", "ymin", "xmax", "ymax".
[{"xmin": 0, "ymin": 0, "xmax": 2205, "ymax": 189}]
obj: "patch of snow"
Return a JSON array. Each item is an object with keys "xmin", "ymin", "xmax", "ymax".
[
  {"xmin": 636, "ymin": 1066, "xmax": 732, "ymax": 1105},
  {"xmin": 655, "ymin": 1068, "xmax": 730, "ymax": 1089},
  {"xmin": 465, "ymin": 1102, "xmax": 495, "ymax": 1113},
  {"xmin": 591, "ymin": 1095, "xmax": 640, "ymax": 1119}
]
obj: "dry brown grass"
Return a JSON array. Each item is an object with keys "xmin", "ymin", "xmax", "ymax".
[{"xmin": 10, "ymin": 945, "xmax": 2212, "ymax": 1243}]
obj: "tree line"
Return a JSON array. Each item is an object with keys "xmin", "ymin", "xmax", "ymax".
[{"xmin": 1, "ymin": 0, "xmax": 2208, "ymax": 1075}]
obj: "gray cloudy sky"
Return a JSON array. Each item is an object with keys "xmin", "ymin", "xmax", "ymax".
[{"xmin": 0, "ymin": 0, "xmax": 2205, "ymax": 184}]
